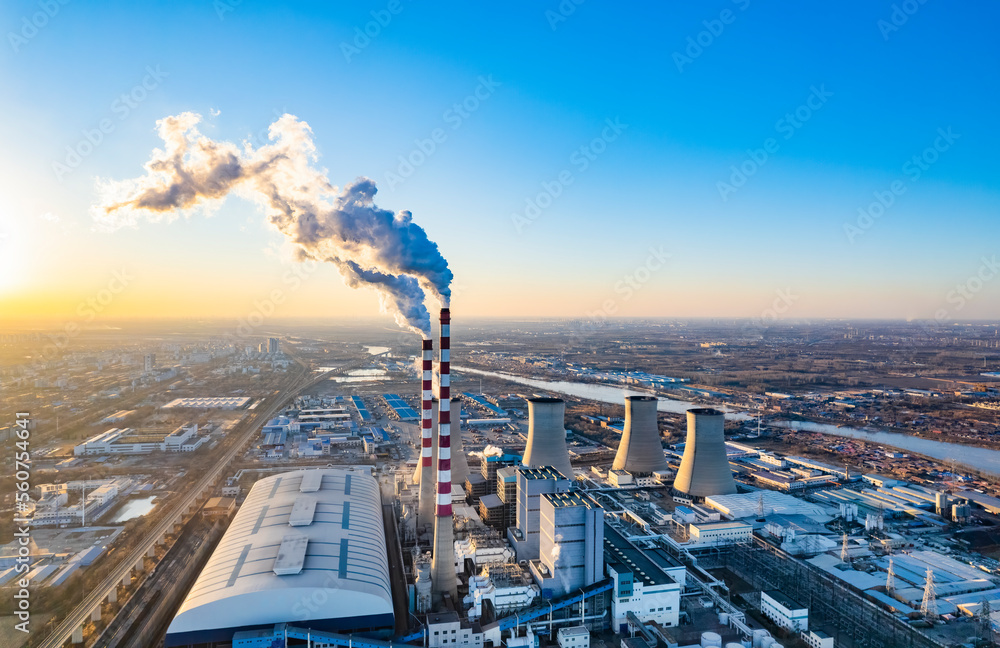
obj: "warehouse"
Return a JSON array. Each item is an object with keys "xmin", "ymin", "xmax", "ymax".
[{"xmin": 165, "ymin": 469, "xmax": 393, "ymax": 646}]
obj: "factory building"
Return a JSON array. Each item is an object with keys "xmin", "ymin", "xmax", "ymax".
[
  {"xmin": 760, "ymin": 590, "xmax": 808, "ymax": 632},
  {"xmin": 480, "ymin": 466, "xmax": 519, "ymax": 531},
  {"xmin": 424, "ymin": 611, "xmax": 485, "ymax": 648},
  {"xmin": 74, "ymin": 424, "xmax": 204, "ymax": 455},
  {"xmin": 509, "ymin": 466, "xmax": 571, "ymax": 562},
  {"xmin": 687, "ymin": 521, "xmax": 752, "ymax": 546},
  {"xmin": 162, "ymin": 396, "xmax": 251, "ymax": 409},
  {"xmin": 531, "ymin": 492, "xmax": 604, "ymax": 597},
  {"xmin": 556, "ymin": 626, "xmax": 590, "ymax": 648},
  {"xmin": 165, "ymin": 469, "xmax": 392, "ymax": 646},
  {"xmin": 604, "ymin": 525, "xmax": 682, "ymax": 631}
]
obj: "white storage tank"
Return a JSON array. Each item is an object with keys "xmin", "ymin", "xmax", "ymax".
[
  {"xmin": 752, "ymin": 630, "xmax": 770, "ymax": 648},
  {"xmin": 719, "ymin": 612, "xmax": 729, "ymax": 625},
  {"xmin": 725, "ymin": 643, "xmax": 744, "ymax": 648},
  {"xmin": 701, "ymin": 632, "xmax": 723, "ymax": 648},
  {"xmin": 761, "ymin": 638, "xmax": 775, "ymax": 648}
]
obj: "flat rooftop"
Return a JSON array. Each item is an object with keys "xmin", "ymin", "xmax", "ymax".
[
  {"xmin": 603, "ymin": 523, "xmax": 675, "ymax": 587},
  {"xmin": 518, "ymin": 466, "xmax": 568, "ymax": 480},
  {"xmin": 543, "ymin": 492, "xmax": 598, "ymax": 509},
  {"xmin": 763, "ymin": 589, "xmax": 805, "ymax": 611}
]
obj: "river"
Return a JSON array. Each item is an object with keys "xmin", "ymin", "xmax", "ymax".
[
  {"xmin": 455, "ymin": 365, "xmax": 1000, "ymax": 475},
  {"xmin": 771, "ymin": 420, "xmax": 1000, "ymax": 476},
  {"xmin": 454, "ymin": 366, "xmax": 750, "ymax": 419}
]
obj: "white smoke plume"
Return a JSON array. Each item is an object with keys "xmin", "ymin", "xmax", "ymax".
[
  {"xmin": 551, "ymin": 533, "xmax": 571, "ymax": 594},
  {"xmin": 468, "ymin": 444, "xmax": 504, "ymax": 460},
  {"xmin": 91, "ymin": 112, "xmax": 452, "ymax": 335}
]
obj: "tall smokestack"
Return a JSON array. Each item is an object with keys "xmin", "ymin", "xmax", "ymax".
[
  {"xmin": 431, "ymin": 307, "xmax": 457, "ymax": 605},
  {"xmin": 416, "ymin": 339, "xmax": 435, "ymax": 528},
  {"xmin": 674, "ymin": 408, "xmax": 737, "ymax": 497},
  {"xmin": 612, "ymin": 396, "xmax": 668, "ymax": 474},
  {"xmin": 522, "ymin": 398, "xmax": 574, "ymax": 479}
]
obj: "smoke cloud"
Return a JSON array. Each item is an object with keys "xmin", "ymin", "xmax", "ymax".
[{"xmin": 92, "ymin": 112, "xmax": 452, "ymax": 334}]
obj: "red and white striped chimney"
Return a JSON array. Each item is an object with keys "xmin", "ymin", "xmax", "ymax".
[
  {"xmin": 417, "ymin": 338, "xmax": 435, "ymax": 526},
  {"xmin": 435, "ymin": 308, "xmax": 452, "ymax": 518},
  {"xmin": 431, "ymin": 307, "xmax": 457, "ymax": 605}
]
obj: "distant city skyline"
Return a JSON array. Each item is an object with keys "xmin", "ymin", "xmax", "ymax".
[{"xmin": 1, "ymin": 2, "xmax": 998, "ymax": 326}]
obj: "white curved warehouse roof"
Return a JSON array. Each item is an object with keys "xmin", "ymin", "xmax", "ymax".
[{"xmin": 166, "ymin": 469, "xmax": 391, "ymax": 643}]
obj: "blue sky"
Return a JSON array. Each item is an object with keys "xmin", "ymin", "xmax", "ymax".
[{"xmin": 1, "ymin": 0, "xmax": 998, "ymax": 323}]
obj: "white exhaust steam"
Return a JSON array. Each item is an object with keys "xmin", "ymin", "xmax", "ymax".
[{"xmin": 91, "ymin": 112, "xmax": 451, "ymax": 334}]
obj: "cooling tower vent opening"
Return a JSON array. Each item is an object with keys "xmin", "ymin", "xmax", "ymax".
[
  {"xmin": 626, "ymin": 395, "xmax": 658, "ymax": 402},
  {"xmin": 529, "ymin": 397, "xmax": 563, "ymax": 403},
  {"xmin": 688, "ymin": 407, "xmax": 724, "ymax": 415}
]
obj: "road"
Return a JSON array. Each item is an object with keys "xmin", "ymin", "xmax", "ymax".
[{"xmin": 35, "ymin": 362, "xmax": 321, "ymax": 648}]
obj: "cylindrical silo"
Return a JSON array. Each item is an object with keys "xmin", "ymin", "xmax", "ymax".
[
  {"xmin": 613, "ymin": 395, "xmax": 667, "ymax": 474},
  {"xmin": 701, "ymin": 631, "xmax": 722, "ymax": 647},
  {"xmin": 752, "ymin": 629, "xmax": 770, "ymax": 648},
  {"xmin": 674, "ymin": 408, "xmax": 737, "ymax": 497},
  {"xmin": 521, "ymin": 398, "xmax": 573, "ymax": 479}
]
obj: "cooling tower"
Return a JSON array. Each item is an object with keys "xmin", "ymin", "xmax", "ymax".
[
  {"xmin": 522, "ymin": 398, "xmax": 573, "ymax": 479},
  {"xmin": 431, "ymin": 307, "xmax": 458, "ymax": 605},
  {"xmin": 416, "ymin": 339, "xmax": 435, "ymax": 528},
  {"xmin": 449, "ymin": 399, "xmax": 470, "ymax": 486},
  {"xmin": 674, "ymin": 408, "xmax": 737, "ymax": 497},
  {"xmin": 416, "ymin": 399, "xmax": 469, "ymax": 489},
  {"xmin": 612, "ymin": 395, "xmax": 668, "ymax": 474}
]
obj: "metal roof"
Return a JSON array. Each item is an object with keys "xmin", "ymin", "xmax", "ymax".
[{"xmin": 167, "ymin": 469, "xmax": 391, "ymax": 640}]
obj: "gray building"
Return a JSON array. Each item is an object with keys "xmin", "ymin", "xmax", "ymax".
[
  {"xmin": 509, "ymin": 466, "xmax": 571, "ymax": 561},
  {"xmin": 531, "ymin": 492, "xmax": 604, "ymax": 596}
]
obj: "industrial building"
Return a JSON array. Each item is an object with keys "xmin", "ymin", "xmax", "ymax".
[
  {"xmin": 509, "ymin": 466, "xmax": 571, "ymax": 562},
  {"xmin": 162, "ymin": 396, "xmax": 251, "ymax": 409},
  {"xmin": 687, "ymin": 521, "xmax": 752, "ymax": 546},
  {"xmin": 74, "ymin": 424, "xmax": 205, "ymax": 455},
  {"xmin": 531, "ymin": 492, "xmax": 604, "ymax": 597},
  {"xmin": 165, "ymin": 469, "xmax": 392, "ymax": 646},
  {"xmin": 760, "ymin": 590, "xmax": 808, "ymax": 632},
  {"xmin": 604, "ymin": 524, "xmax": 682, "ymax": 631}
]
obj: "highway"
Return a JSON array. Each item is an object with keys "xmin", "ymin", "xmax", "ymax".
[{"xmin": 36, "ymin": 360, "xmax": 326, "ymax": 648}]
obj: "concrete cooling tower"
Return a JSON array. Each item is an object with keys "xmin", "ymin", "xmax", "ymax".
[
  {"xmin": 674, "ymin": 408, "xmax": 737, "ymax": 497},
  {"xmin": 612, "ymin": 395, "xmax": 668, "ymax": 474},
  {"xmin": 449, "ymin": 399, "xmax": 470, "ymax": 486},
  {"xmin": 521, "ymin": 397, "xmax": 573, "ymax": 479}
]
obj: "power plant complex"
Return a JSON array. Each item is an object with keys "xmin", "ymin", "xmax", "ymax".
[{"xmin": 162, "ymin": 312, "xmax": 935, "ymax": 648}]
